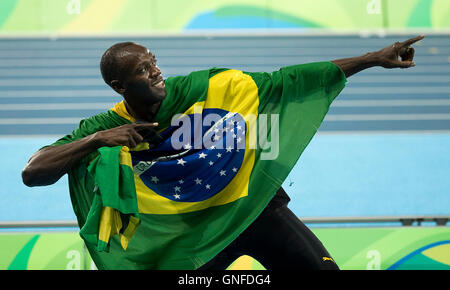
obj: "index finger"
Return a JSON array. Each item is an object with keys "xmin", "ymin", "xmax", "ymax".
[
  {"xmin": 401, "ymin": 35, "xmax": 425, "ymax": 47},
  {"xmin": 132, "ymin": 122, "xmax": 159, "ymax": 129}
]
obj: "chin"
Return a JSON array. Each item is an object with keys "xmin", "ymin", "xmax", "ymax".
[{"xmin": 155, "ymin": 89, "xmax": 167, "ymax": 101}]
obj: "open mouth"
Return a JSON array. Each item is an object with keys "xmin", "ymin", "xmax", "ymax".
[{"xmin": 152, "ymin": 77, "xmax": 165, "ymax": 88}]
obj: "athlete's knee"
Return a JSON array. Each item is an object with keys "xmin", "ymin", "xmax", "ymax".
[{"xmin": 317, "ymin": 256, "xmax": 340, "ymax": 270}]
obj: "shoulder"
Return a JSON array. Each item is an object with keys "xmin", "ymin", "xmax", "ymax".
[
  {"xmin": 165, "ymin": 68, "xmax": 230, "ymax": 88},
  {"xmin": 77, "ymin": 110, "xmax": 129, "ymax": 133},
  {"xmin": 45, "ymin": 107, "xmax": 130, "ymax": 148}
]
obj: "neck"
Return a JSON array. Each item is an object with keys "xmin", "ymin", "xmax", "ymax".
[{"xmin": 124, "ymin": 100, "xmax": 162, "ymax": 122}]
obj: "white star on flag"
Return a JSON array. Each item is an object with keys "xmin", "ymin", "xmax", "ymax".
[
  {"xmin": 209, "ymin": 161, "xmax": 214, "ymax": 166},
  {"xmin": 220, "ymin": 170, "xmax": 226, "ymax": 176},
  {"xmin": 179, "ymin": 179, "xmax": 184, "ymax": 184},
  {"xmin": 198, "ymin": 152, "xmax": 207, "ymax": 159},
  {"xmin": 232, "ymin": 167, "xmax": 238, "ymax": 172},
  {"xmin": 174, "ymin": 186, "xmax": 181, "ymax": 192},
  {"xmin": 205, "ymin": 184, "xmax": 211, "ymax": 189},
  {"xmin": 177, "ymin": 158, "xmax": 186, "ymax": 166},
  {"xmin": 173, "ymin": 194, "xmax": 181, "ymax": 199},
  {"xmin": 183, "ymin": 143, "xmax": 192, "ymax": 150},
  {"xmin": 195, "ymin": 178, "xmax": 202, "ymax": 185},
  {"xmin": 217, "ymin": 153, "xmax": 222, "ymax": 158},
  {"xmin": 226, "ymin": 146, "xmax": 232, "ymax": 152},
  {"xmin": 151, "ymin": 176, "xmax": 159, "ymax": 183}
]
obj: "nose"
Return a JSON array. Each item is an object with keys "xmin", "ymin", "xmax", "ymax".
[{"xmin": 151, "ymin": 65, "xmax": 161, "ymax": 77}]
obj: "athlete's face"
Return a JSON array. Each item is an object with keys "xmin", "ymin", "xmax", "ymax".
[{"xmin": 111, "ymin": 43, "xmax": 166, "ymax": 121}]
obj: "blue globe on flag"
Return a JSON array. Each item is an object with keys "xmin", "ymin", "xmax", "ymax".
[{"xmin": 131, "ymin": 108, "xmax": 247, "ymax": 202}]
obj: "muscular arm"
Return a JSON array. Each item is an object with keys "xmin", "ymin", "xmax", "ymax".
[
  {"xmin": 22, "ymin": 134, "xmax": 102, "ymax": 187},
  {"xmin": 22, "ymin": 123, "xmax": 159, "ymax": 187},
  {"xmin": 331, "ymin": 35, "xmax": 425, "ymax": 78}
]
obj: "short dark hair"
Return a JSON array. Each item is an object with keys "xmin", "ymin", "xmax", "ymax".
[{"xmin": 100, "ymin": 42, "xmax": 135, "ymax": 86}]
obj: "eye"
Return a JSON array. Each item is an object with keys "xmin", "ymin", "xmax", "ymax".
[{"xmin": 137, "ymin": 67, "xmax": 147, "ymax": 74}]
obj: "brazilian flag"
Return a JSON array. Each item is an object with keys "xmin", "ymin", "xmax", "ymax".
[{"xmin": 52, "ymin": 62, "xmax": 346, "ymax": 269}]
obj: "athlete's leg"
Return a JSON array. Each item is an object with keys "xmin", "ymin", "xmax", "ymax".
[
  {"xmin": 243, "ymin": 204, "xmax": 339, "ymax": 270},
  {"xmin": 198, "ymin": 188, "xmax": 338, "ymax": 270}
]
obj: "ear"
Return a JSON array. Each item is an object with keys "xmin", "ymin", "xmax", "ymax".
[{"xmin": 110, "ymin": 80, "xmax": 126, "ymax": 95}]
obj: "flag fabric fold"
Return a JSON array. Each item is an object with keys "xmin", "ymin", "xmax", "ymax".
[
  {"xmin": 78, "ymin": 146, "xmax": 141, "ymax": 252},
  {"xmin": 51, "ymin": 62, "xmax": 346, "ymax": 269}
]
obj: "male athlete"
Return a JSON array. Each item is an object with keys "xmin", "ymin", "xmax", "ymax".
[{"xmin": 22, "ymin": 35, "xmax": 424, "ymax": 270}]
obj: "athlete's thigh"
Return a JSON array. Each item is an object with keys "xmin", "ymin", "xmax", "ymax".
[{"xmin": 244, "ymin": 205, "xmax": 339, "ymax": 270}]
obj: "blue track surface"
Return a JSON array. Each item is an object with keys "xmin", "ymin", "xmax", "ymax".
[{"xmin": 2, "ymin": 133, "xmax": 450, "ymax": 221}]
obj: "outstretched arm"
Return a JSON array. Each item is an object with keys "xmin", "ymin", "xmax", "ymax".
[{"xmin": 331, "ymin": 35, "xmax": 425, "ymax": 78}]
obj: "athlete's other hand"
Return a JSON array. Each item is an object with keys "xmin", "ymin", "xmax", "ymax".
[{"xmin": 373, "ymin": 35, "xmax": 425, "ymax": 69}]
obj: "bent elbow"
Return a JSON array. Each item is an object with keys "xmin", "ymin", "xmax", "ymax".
[
  {"xmin": 22, "ymin": 166, "xmax": 37, "ymax": 187},
  {"xmin": 22, "ymin": 164, "xmax": 60, "ymax": 187},
  {"xmin": 22, "ymin": 149, "xmax": 61, "ymax": 187},
  {"xmin": 21, "ymin": 165, "xmax": 49, "ymax": 187}
]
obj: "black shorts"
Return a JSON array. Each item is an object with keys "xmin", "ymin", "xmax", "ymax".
[{"xmin": 198, "ymin": 188, "xmax": 339, "ymax": 270}]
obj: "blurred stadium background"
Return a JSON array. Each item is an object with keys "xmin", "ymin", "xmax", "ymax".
[{"xmin": 0, "ymin": 0, "xmax": 449, "ymax": 270}]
